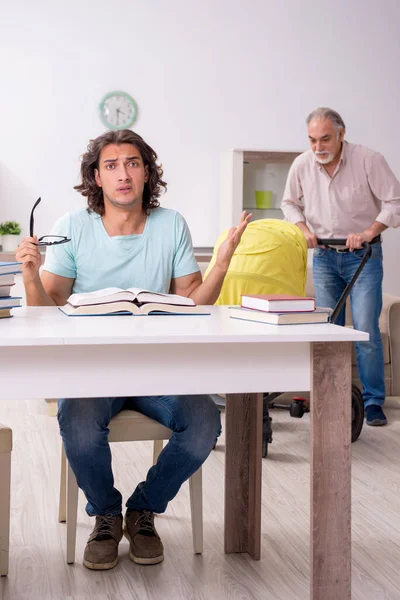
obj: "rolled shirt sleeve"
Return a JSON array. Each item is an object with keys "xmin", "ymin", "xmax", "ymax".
[
  {"xmin": 43, "ymin": 213, "xmax": 77, "ymax": 279},
  {"xmin": 281, "ymin": 162, "xmax": 306, "ymax": 223},
  {"xmin": 366, "ymin": 153, "xmax": 400, "ymax": 228},
  {"xmin": 172, "ymin": 213, "xmax": 199, "ymax": 278}
]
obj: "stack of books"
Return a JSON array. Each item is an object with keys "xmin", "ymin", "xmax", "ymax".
[
  {"xmin": 229, "ymin": 294, "xmax": 331, "ymax": 325},
  {"xmin": 0, "ymin": 261, "xmax": 23, "ymax": 319}
]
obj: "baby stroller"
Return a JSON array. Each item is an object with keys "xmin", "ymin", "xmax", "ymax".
[{"xmin": 205, "ymin": 220, "xmax": 367, "ymax": 457}]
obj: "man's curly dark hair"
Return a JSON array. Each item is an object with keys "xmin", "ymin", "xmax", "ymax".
[{"xmin": 74, "ymin": 129, "xmax": 167, "ymax": 215}]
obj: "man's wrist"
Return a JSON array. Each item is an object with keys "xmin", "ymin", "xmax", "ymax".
[
  {"xmin": 295, "ymin": 221, "xmax": 309, "ymax": 233},
  {"xmin": 24, "ymin": 274, "xmax": 42, "ymax": 288},
  {"xmin": 361, "ymin": 229, "xmax": 375, "ymax": 243},
  {"xmin": 361, "ymin": 222, "xmax": 387, "ymax": 242}
]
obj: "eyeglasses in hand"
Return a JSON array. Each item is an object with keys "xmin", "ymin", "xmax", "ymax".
[{"xmin": 30, "ymin": 197, "xmax": 71, "ymax": 247}]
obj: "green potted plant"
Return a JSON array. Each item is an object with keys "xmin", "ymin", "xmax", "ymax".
[{"xmin": 0, "ymin": 221, "xmax": 22, "ymax": 252}]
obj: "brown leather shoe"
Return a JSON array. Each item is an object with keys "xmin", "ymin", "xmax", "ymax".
[
  {"xmin": 124, "ymin": 509, "xmax": 164, "ymax": 565},
  {"xmin": 83, "ymin": 514, "xmax": 123, "ymax": 570}
]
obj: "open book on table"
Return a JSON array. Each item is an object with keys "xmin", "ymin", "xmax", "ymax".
[
  {"xmin": 67, "ymin": 287, "xmax": 196, "ymax": 307},
  {"xmin": 60, "ymin": 287, "xmax": 210, "ymax": 316}
]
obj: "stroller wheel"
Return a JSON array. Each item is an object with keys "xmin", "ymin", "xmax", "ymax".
[
  {"xmin": 351, "ymin": 384, "xmax": 364, "ymax": 442},
  {"xmin": 289, "ymin": 397, "xmax": 307, "ymax": 418}
]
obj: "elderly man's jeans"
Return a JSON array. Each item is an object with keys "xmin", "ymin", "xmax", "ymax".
[
  {"xmin": 313, "ymin": 242, "xmax": 385, "ymax": 408},
  {"xmin": 58, "ymin": 394, "xmax": 221, "ymax": 516}
]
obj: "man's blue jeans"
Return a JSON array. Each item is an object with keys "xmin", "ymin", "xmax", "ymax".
[
  {"xmin": 313, "ymin": 242, "xmax": 385, "ymax": 408},
  {"xmin": 58, "ymin": 395, "xmax": 221, "ymax": 517}
]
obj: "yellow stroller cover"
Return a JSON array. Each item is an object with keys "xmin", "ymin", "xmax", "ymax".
[{"xmin": 204, "ymin": 219, "xmax": 308, "ymax": 305}]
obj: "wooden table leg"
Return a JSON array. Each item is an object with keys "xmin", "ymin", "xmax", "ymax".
[
  {"xmin": 224, "ymin": 392, "xmax": 263, "ymax": 559},
  {"xmin": 310, "ymin": 342, "xmax": 352, "ymax": 600}
]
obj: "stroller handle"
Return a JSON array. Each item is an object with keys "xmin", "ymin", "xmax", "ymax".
[{"xmin": 316, "ymin": 238, "xmax": 371, "ymax": 252}]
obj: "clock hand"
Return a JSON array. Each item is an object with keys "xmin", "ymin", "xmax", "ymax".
[{"xmin": 116, "ymin": 108, "xmax": 120, "ymax": 125}]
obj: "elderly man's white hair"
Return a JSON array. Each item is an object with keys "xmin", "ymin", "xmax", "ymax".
[{"xmin": 306, "ymin": 107, "xmax": 346, "ymax": 130}]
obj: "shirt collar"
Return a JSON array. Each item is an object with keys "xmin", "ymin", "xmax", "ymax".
[{"xmin": 340, "ymin": 140, "xmax": 347, "ymax": 164}]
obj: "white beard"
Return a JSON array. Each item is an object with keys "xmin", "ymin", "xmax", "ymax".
[{"xmin": 315, "ymin": 152, "xmax": 335, "ymax": 165}]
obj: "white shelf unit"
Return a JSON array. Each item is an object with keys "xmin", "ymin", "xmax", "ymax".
[{"xmin": 219, "ymin": 149, "xmax": 302, "ymax": 232}]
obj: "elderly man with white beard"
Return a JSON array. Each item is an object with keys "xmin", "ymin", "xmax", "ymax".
[{"xmin": 281, "ymin": 107, "xmax": 400, "ymax": 426}]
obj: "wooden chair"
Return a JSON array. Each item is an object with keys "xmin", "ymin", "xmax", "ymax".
[
  {"xmin": 58, "ymin": 409, "xmax": 203, "ymax": 564},
  {"xmin": 0, "ymin": 423, "xmax": 12, "ymax": 576}
]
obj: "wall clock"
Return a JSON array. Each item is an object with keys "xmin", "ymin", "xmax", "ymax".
[{"xmin": 98, "ymin": 91, "xmax": 138, "ymax": 130}]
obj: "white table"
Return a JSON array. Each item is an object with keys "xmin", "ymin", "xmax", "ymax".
[{"xmin": 0, "ymin": 306, "xmax": 368, "ymax": 600}]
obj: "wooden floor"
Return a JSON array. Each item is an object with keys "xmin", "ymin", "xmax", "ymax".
[{"xmin": 1, "ymin": 397, "xmax": 400, "ymax": 600}]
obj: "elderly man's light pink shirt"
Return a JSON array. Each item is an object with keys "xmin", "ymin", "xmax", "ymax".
[{"xmin": 281, "ymin": 141, "xmax": 400, "ymax": 238}]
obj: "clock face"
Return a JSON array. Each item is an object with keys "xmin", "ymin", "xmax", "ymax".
[{"xmin": 98, "ymin": 91, "xmax": 138, "ymax": 130}]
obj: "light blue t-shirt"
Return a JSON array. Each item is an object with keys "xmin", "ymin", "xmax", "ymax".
[{"xmin": 43, "ymin": 207, "xmax": 199, "ymax": 294}]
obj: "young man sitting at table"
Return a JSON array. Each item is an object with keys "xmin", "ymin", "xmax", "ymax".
[{"xmin": 16, "ymin": 129, "xmax": 251, "ymax": 571}]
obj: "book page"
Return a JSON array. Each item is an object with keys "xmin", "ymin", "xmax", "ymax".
[
  {"xmin": 136, "ymin": 291, "xmax": 195, "ymax": 306},
  {"xmin": 68, "ymin": 287, "xmax": 127, "ymax": 306},
  {"xmin": 68, "ymin": 287, "xmax": 195, "ymax": 307}
]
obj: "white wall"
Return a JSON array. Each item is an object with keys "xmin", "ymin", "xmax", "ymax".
[{"xmin": 1, "ymin": 0, "xmax": 400, "ymax": 293}]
